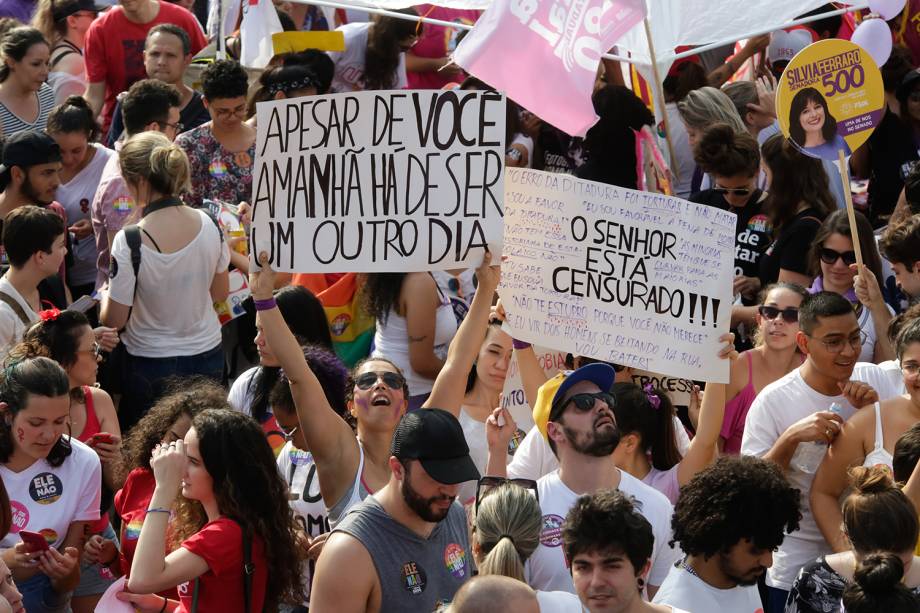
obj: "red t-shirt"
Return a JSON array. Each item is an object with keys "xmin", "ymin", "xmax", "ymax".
[
  {"xmin": 406, "ymin": 5, "xmax": 479, "ymax": 90},
  {"xmin": 83, "ymin": 1, "xmax": 206, "ymax": 136},
  {"xmin": 177, "ymin": 518, "xmax": 268, "ymax": 613},
  {"xmin": 114, "ymin": 467, "xmax": 179, "ymax": 598}
]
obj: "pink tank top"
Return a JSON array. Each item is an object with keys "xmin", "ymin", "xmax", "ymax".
[{"xmin": 721, "ymin": 352, "xmax": 758, "ymax": 455}]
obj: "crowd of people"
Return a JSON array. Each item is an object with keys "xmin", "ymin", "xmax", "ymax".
[{"xmin": 0, "ymin": 0, "xmax": 915, "ymax": 612}]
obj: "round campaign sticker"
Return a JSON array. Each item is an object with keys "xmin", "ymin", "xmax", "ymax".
[
  {"xmin": 443, "ymin": 543, "xmax": 468, "ymax": 579},
  {"xmin": 539, "ymin": 514, "xmax": 565, "ymax": 547},
  {"xmin": 29, "ymin": 472, "xmax": 63, "ymax": 505},
  {"xmin": 776, "ymin": 38, "xmax": 884, "ymax": 161},
  {"xmin": 9, "ymin": 500, "xmax": 28, "ymax": 533},
  {"xmin": 401, "ymin": 561, "xmax": 427, "ymax": 595}
]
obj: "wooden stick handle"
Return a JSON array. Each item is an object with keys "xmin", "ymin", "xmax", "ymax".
[{"xmin": 837, "ymin": 148, "xmax": 864, "ymax": 270}]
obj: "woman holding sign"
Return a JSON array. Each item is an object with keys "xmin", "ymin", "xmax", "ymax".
[{"xmin": 788, "ymin": 88, "xmax": 852, "ymax": 159}]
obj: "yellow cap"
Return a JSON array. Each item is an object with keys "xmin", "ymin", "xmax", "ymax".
[{"xmin": 533, "ymin": 373, "xmax": 567, "ymax": 440}]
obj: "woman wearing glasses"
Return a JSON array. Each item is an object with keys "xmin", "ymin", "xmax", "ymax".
[
  {"xmin": 721, "ymin": 283, "xmax": 808, "ymax": 455},
  {"xmin": 175, "ymin": 60, "xmax": 255, "ymax": 210},
  {"xmin": 9, "ymin": 310, "xmax": 120, "ymax": 611},
  {"xmin": 811, "ymin": 318, "xmax": 920, "ymax": 553},
  {"xmin": 807, "ymin": 209, "xmax": 894, "ymax": 363}
]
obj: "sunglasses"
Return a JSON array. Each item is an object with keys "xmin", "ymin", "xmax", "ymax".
[
  {"xmin": 278, "ymin": 423, "xmax": 299, "ymax": 442},
  {"xmin": 713, "ymin": 186, "xmax": 752, "ymax": 196},
  {"xmin": 566, "ymin": 391, "xmax": 616, "ymax": 413},
  {"xmin": 355, "ymin": 371, "xmax": 406, "ymax": 391},
  {"xmin": 819, "ymin": 247, "xmax": 857, "ymax": 266},
  {"xmin": 758, "ymin": 305, "xmax": 799, "ymax": 323},
  {"xmin": 474, "ymin": 476, "xmax": 539, "ymax": 513},
  {"xmin": 78, "ymin": 342, "xmax": 103, "ymax": 358}
]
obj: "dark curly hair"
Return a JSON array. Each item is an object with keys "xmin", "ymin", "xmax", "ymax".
[
  {"xmin": 361, "ymin": 272, "xmax": 407, "ymax": 325},
  {"xmin": 201, "ymin": 59, "xmax": 249, "ymax": 101},
  {"xmin": 118, "ymin": 378, "xmax": 228, "ymax": 483},
  {"xmin": 563, "ymin": 489, "xmax": 654, "ymax": 575},
  {"xmin": 172, "ymin": 409, "xmax": 306, "ymax": 609},
  {"xmin": 0, "ymin": 357, "xmax": 71, "ymax": 467},
  {"xmin": 610, "ymin": 382, "xmax": 680, "ymax": 471},
  {"xmin": 270, "ymin": 344, "xmax": 349, "ymax": 418},
  {"xmin": 13, "ymin": 309, "xmax": 89, "ymax": 371},
  {"xmin": 893, "ymin": 422, "xmax": 920, "ymax": 484},
  {"xmin": 363, "ymin": 9, "xmax": 419, "ymax": 90},
  {"xmin": 670, "ymin": 455, "xmax": 801, "ymax": 556}
]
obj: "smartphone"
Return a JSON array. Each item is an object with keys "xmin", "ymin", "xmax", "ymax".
[
  {"xmin": 91, "ymin": 433, "xmax": 113, "ymax": 445},
  {"xmin": 19, "ymin": 530, "xmax": 50, "ymax": 552},
  {"xmin": 67, "ymin": 294, "xmax": 98, "ymax": 314}
]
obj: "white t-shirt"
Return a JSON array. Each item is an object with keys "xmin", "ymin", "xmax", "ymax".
[
  {"xmin": 740, "ymin": 362, "xmax": 900, "ymax": 590},
  {"xmin": 856, "ymin": 302, "xmax": 894, "ymax": 363},
  {"xmin": 108, "ymin": 208, "xmax": 230, "ymax": 357},
  {"xmin": 0, "ymin": 438, "xmax": 101, "ymax": 549},
  {"xmin": 228, "ymin": 366, "xmax": 259, "ymax": 416},
  {"xmin": 877, "ymin": 359, "xmax": 907, "ymax": 396},
  {"xmin": 535, "ymin": 590, "xmax": 586, "ymax": 612},
  {"xmin": 57, "ymin": 144, "xmax": 116, "ymax": 286},
  {"xmin": 525, "ymin": 469, "xmax": 679, "ymax": 593},
  {"xmin": 652, "ymin": 564, "xmax": 763, "ymax": 613},
  {"xmin": 329, "ymin": 22, "xmax": 408, "ymax": 92},
  {"xmin": 277, "ymin": 441, "xmax": 328, "ymax": 608},
  {"xmin": 0, "ymin": 276, "xmax": 38, "ymax": 361}
]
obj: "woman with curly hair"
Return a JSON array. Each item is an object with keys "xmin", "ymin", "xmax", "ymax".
[
  {"xmin": 120, "ymin": 408, "xmax": 305, "ymax": 612},
  {"xmin": 328, "ymin": 8, "xmax": 420, "ymax": 92},
  {"xmin": 365, "ymin": 270, "xmax": 457, "ymax": 409},
  {"xmin": 82, "ymin": 380, "xmax": 227, "ymax": 591},
  {"xmin": 787, "ymin": 465, "xmax": 920, "ymax": 613},
  {"xmin": 0, "ymin": 357, "xmax": 100, "ymax": 613}
]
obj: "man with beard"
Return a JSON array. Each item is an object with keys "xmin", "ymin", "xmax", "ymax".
[
  {"xmin": 310, "ymin": 409, "xmax": 480, "ymax": 613},
  {"xmin": 485, "ymin": 363, "xmax": 679, "ymax": 597},
  {"xmin": 651, "ymin": 456, "xmax": 801, "ymax": 612}
]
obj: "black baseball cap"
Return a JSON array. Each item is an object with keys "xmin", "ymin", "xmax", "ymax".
[
  {"xmin": 391, "ymin": 409, "xmax": 481, "ymax": 485},
  {"xmin": 0, "ymin": 132, "xmax": 61, "ymax": 174},
  {"xmin": 53, "ymin": 0, "xmax": 107, "ymax": 21}
]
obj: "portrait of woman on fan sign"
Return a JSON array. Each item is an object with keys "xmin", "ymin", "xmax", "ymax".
[{"xmin": 788, "ymin": 87, "xmax": 852, "ymax": 159}]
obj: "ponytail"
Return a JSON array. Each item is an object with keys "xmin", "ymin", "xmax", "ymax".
[
  {"xmin": 474, "ymin": 484, "xmax": 541, "ymax": 583},
  {"xmin": 611, "ymin": 382, "xmax": 681, "ymax": 471}
]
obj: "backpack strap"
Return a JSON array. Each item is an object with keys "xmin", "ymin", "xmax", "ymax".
[
  {"xmin": 0, "ymin": 290, "xmax": 30, "ymax": 326},
  {"xmin": 119, "ymin": 225, "xmax": 142, "ymax": 329},
  {"xmin": 190, "ymin": 519, "xmax": 253, "ymax": 613}
]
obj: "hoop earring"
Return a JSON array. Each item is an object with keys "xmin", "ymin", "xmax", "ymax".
[{"xmin": 637, "ymin": 577, "xmax": 645, "ymax": 591}]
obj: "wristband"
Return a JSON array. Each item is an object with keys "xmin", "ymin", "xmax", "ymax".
[
  {"xmin": 512, "ymin": 339, "xmax": 531, "ymax": 350},
  {"xmin": 253, "ymin": 297, "xmax": 276, "ymax": 311},
  {"xmin": 145, "ymin": 507, "xmax": 170, "ymax": 515},
  {"xmin": 159, "ymin": 595, "xmax": 168, "ymax": 613}
]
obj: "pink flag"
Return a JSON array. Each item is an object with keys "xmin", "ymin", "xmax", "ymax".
[{"xmin": 453, "ymin": 0, "xmax": 647, "ymax": 137}]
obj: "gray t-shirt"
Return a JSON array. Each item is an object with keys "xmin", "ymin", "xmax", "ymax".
[{"xmin": 334, "ymin": 495, "xmax": 472, "ymax": 611}]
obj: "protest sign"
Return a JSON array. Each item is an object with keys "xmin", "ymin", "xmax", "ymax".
[
  {"xmin": 251, "ymin": 89, "xmax": 505, "ymax": 273},
  {"xmin": 499, "ymin": 169, "xmax": 735, "ymax": 383},
  {"xmin": 500, "ymin": 345, "xmax": 569, "ymax": 429},
  {"xmin": 630, "ymin": 370, "xmax": 693, "ymax": 406},
  {"xmin": 776, "ymin": 39, "xmax": 884, "ymax": 161}
]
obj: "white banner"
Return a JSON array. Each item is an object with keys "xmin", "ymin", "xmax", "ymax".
[
  {"xmin": 251, "ymin": 90, "xmax": 505, "ymax": 272},
  {"xmin": 499, "ymin": 168, "xmax": 734, "ymax": 383}
]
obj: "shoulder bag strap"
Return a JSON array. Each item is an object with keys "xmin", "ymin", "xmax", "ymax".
[
  {"xmin": 191, "ymin": 577, "xmax": 199, "ymax": 612},
  {"xmin": 190, "ymin": 520, "xmax": 252, "ymax": 613},
  {"xmin": 0, "ymin": 290, "xmax": 30, "ymax": 325},
  {"xmin": 121, "ymin": 225, "xmax": 143, "ymax": 329}
]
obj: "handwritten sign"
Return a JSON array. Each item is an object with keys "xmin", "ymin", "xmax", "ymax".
[
  {"xmin": 776, "ymin": 39, "xmax": 884, "ymax": 161},
  {"xmin": 498, "ymin": 169, "xmax": 735, "ymax": 383},
  {"xmin": 630, "ymin": 370, "xmax": 693, "ymax": 406},
  {"xmin": 251, "ymin": 90, "xmax": 506, "ymax": 272},
  {"xmin": 501, "ymin": 345, "xmax": 569, "ymax": 430}
]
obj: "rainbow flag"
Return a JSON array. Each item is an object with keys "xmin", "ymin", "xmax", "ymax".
[{"xmin": 293, "ymin": 273, "xmax": 374, "ymax": 367}]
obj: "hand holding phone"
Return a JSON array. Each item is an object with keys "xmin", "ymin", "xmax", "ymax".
[
  {"xmin": 19, "ymin": 530, "xmax": 50, "ymax": 552},
  {"xmin": 91, "ymin": 433, "xmax": 113, "ymax": 445}
]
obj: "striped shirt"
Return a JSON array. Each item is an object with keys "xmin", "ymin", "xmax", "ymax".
[{"xmin": 0, "ymin": 83, "xmax": 56, "ymax": 136}]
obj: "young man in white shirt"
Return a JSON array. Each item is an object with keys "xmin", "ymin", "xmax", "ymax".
[
  {"xmin": 486, "ymin": 363, "xmax": 678, "ymax": 597},
  {"xmin": 741, "ymin": 291, "xmax": 896, "ymax": 612},
  {"xmin": 564, "ymin": 488, "xmax": 685, "ymax": 613},
  {"xmin": 0, "ymin": 206, "xmax": 67, "ymax": 358},
  {"xmin": 651, "ymin": 456, "xmax": 801, "ymax": 613}
]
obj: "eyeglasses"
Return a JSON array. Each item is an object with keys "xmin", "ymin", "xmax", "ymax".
[
  {"xmin": 565, "ymin": 391, "xmax": 616, "ymax": 413},
  {"xmin": 808, "ymin": 331, "xmax": 867, "ymax": 354},
  {"xmin": 474, "ymin": 476, "xmax": 539, "ymax": 513},
  {"xmin": 819, "ymin": 247, "xmax": 857, "ymax": 266},
  {"xmin": 278, "ymin": 423, "xmax": 299, "ymax": 442},
  {"xmin": 713, "ymin": 186, "xmax": 752, "ymax": 196},
  {"xmin": 78, "ymin": 342, "xmax": 102, "ymax": 358},
  {"xmin": 212, "ymin": 105, "xmax": 247, "ymax": 119},
  {"xmin": 902, "ymin": 362, "xmax": 920, "ymax": 377},
  {"xmin": 355, "ymin": 371, "xmax": 406, "ymax": 391},
  {"xmin": 158, "ymin": 120, "xmax": 183, "ymax": 133},
  {"xmin": 758, "ymin": 305, "xmax": 799, "ymax": 323}
]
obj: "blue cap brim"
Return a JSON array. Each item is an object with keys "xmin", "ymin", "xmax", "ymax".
[{"xmin": 551, "ymin": 363, "xmax": 617, "ymax": 412}]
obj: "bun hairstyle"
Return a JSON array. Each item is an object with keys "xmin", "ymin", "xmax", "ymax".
[
  {"xmin": 692, "ymin": 123, "xmax": 761, "ymax": 179},
  {"xmin": 474, "ymin": 484, "xmax": 542, "ymax": 582},
  {"xmin": 843, "ymin": 466, "xmax": 919, "ymax": 556},
  {"xmin": 119, "ymin": 131, "xmax": 190, "ymax": 197},
  {"xmin": 47, "ymin": 95, "xmax": 98, "ymax": 141},
  {"xmin": 842, "ymin": 552, "xmax": 919, "ymax": 613}
]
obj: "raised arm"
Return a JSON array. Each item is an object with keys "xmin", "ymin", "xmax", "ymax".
[
  {"xmin": 423, "ymin": 253, "xmax": 499, "ymax": 416},
  {"xmin": 248, "ymin": 253, "xmax": 359, "ymax": 504}
]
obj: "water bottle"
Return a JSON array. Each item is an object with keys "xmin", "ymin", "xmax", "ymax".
[{"xmin": 791, "ymin": 402, "xmax": 845, "ymax": 474}]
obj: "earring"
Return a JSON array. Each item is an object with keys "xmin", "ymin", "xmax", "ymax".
[{"xmin": 637, "ymin": 577, "xmax": 645, "ymax": 590}]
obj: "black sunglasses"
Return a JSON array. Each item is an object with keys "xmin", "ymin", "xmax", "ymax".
[
  {"xmin": 475, "ymin": 476, "xmax": 539, "ymax": 512},
  {"xmin": 819, "ymin": 247, "xmax": 857, "ymax": 266},
  {"xmin": 713, "ymin": 186, "xmax": 752, "ymax": 196},
  {"xmin": 355, "ymin": 371, "xmax": 406, "ymax": 391},
  {"xmin": 566, "ymin": 391, "xmax": 616, "ymax": 412},
  {"xmin": 758, "ymin": 305, "xmax": 799, "ymax": 323}
]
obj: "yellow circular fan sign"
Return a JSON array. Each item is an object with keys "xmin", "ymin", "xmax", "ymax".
[{"xmin": 776, "ymin": 38, "xmax": 884, "ymax": 161}]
